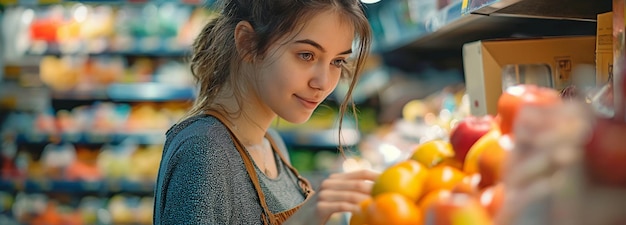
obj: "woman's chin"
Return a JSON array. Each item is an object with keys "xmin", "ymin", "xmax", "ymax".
[{"xmin": 279, "ymin": 113, "xmax": 313, "ymax": 125}]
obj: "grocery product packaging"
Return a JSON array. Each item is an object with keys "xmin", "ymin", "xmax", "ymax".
[
  {"xmin": 615, "ymin": 0, "xmax": 626, "ymax": 121},
  {"xmin": 463, "ymin": 36, "xmax": 596, "ymax": 116},
  {"xmin": 496, "ymin": 100, "xmax": 626, "ymax": 225},
  {"xmin": 597, "ymin": 12, "xmax": 613, "ymax": 86}
]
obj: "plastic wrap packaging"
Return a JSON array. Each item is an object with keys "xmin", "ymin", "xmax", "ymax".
[{"xmin": 497, "ymin": 100, "xmax": 626, "ymax": 225}]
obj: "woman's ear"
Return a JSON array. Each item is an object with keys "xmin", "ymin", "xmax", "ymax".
[{"xmin": 234, "ymin": 21, "xmax": 256, "ymax": 63}]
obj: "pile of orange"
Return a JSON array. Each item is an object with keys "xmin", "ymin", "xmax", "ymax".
[
  {"xmin": 350, "ymin": 137, "xmax": 508, "ymax": 225},
  {"xmin": 350, "ymin": 84, "xmax": 563, "ymax": 225}
]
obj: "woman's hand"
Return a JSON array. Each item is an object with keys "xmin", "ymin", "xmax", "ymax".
[{"xmin": 284, "ymin": 169, "xmax": 379, "ymax": 225}]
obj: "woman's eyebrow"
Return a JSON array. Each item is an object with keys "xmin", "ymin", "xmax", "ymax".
[{"xmin": 294, "ymin": 39, "xmax": 352, "ymax": 55}]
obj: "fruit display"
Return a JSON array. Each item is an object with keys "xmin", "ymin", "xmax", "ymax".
[{"xmin": 351, "ymin": 83, "xmax": 626, "ymax": 225}]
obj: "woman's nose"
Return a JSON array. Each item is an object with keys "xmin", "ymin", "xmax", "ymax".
[{"xmin": 309, "ymin": 64, "xmax": 331, "ymax": 91}]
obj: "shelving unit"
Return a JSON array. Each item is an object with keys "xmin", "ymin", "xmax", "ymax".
[
  {"xmin": 367, "ymin": 0, "xmax": 612, "ymax": 53},
  {"xmin": 0, "ymin": 179, "xmax": 154, "ymax": 195},
  {"xmin": 0, "ymin": 2, "xmax": 206, "ymax": 224}
]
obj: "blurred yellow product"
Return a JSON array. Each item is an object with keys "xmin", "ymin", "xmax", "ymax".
[
  {"xmin": 463, "ymin": 130, "xmax": 502, "ymax": 175},
  {"xmin": 410, "ymin": 140, "xmax": 455, "ymax": 168},
  {"xmin": 108, "ymin": 195, "xmax": 134, "ymax": 224},
  {"xmin": 39, "ymin": 56, "xmax": 79, "ymax": 91},
  {"xmin": 56, "ymin": 21, "xmax": 81, "ymax": 42},
  {"xmin": 402, "ymin": 100, "xmax": 427, "ymax": 122},
  {"xmin": 371, "ymin": 160, "xmax": 429, "ymax": 201},
  {"xmin": 454, "ymin": 90, "xmax": 465, "ymax": 106}
]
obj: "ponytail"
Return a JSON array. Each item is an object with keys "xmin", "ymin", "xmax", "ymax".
[{"xmin": 184, "ymin": 15, "xmax": 237, "ymax": 120}]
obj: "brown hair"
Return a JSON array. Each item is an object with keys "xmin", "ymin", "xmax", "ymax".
[{"xmin": 186, "ymin": 0, "xmax": 372, "ymax": 152}]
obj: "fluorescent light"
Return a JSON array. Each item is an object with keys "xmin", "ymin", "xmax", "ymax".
[{"xmin": 361, "ymin": 0, "xmax": 382, "ymax": 4}]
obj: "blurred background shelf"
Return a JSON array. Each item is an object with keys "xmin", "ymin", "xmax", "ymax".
[
  {"xmin": 279, "ymin": 128, "xmax": 361, "ymax": 149},
  {"xmin": 0, "ymin": 179, "xmax": 154, "ymax": 195},
  {"xmin": 13, "ymin": 131, "xmax": 165, "ymax": 145},
  {"xmin": 105, "ymin": 83, "xmax": 195, "ymax": 102},
  {"xmin": 27, "ymin": 48, "xmax": 190, "ymax": 58},
  {"xmin": 368, "ymin": 0, "xmax": 611, "ymax": 53},
  {"xmin": 48, "ymin": 83, "xmax": 195, "ymax": 102},
  {"xmin": 467, "ymin": 0, "xmax": 612, "ymax": 20}
]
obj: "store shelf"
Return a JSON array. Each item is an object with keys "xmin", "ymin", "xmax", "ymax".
[
  {"xmin": 466, "ymin": 0, "xmax": 612, "ymax": 21},
  {"xmin": 51, "ymin": 83, "xmax": 195, "ymax": 102},
  {"xmin": 28, "ymin": 48, "xmax": 190, "ymax": 58},
  {"xmin": 14, "ymin": 131, "xmax": 165, "ymax": 145},
  {"xmin": 369, "ymin": 0, "xmax": 611, "ymax": 53},
  {"xmin": 279, "ymin": 128, "xmax": 361, "ymax": 149},
  {"xmin": 106, "ymin": 83, "xmax": 195, "ymax": 102},
  {"xmin": 0, "ymin": 179, "xmax": 154, "ymax": 195}
]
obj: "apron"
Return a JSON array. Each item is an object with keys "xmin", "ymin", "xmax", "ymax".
[{"xmin": 206, "ymin": 110, "xmax": 315, "ymax": 225}]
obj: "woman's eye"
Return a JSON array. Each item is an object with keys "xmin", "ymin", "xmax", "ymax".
[
  {"xmin": 332, "ymin": 59, "xmax": 347, "ymax": 68},
  {"xmin": 298, "ymin": 52, "xmax": 314, "ymax": 61}
]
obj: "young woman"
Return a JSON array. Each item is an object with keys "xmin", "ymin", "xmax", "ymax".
[{"xmin": 153, "ymin": 0, "xmax": 378, "ymax": 224}]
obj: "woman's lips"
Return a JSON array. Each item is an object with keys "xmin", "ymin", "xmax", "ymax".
[{"xmin": 295, "ymin": 95, "xmax": 319, "ymax": 110}]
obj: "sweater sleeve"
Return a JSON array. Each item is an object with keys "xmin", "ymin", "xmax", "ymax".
[{"xmin": 160, "ymin": 135, "xmax": 235, "ymax": 224}]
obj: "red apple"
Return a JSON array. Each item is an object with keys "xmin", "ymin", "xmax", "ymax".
[
  {"xmin": 497, "ymin": 84, "xmax": 562, "ymax": 135},
  {"xmin": 450, "ymin": 115, "xmax": 498, "ymax": 163},
  {"xmin": 585, "ymin": 118, "xmax": 626, "ymax": 186}
]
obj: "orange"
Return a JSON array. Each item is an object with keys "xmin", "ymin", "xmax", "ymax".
[
  {"xmin": 463, "ymin": 130, "xmax": 502, "ymax": 175},
  {"xmin": 350, "ymin": 198, "xmax": 373, "ymax": 225},
  {"xmin": 423, "ymin": 165, "xmax": 465, "ymax": 194},
  {"xmin": 452, "ymin": 173, "xmax": 482, "ymax": 195},
  {"xmin": 477, "ymin": 136, "xmax": 510, "ymax": 189},
  {"xmin": 479, "ymin": 183, "xmax": 506, "ymax": 218},
  {"xmin": 410, "ymin": 140, "xmax": 455, "ymax": 168},
  {"xmin": 371, "ymin": 160, "xmax": 428, "ymax": 201},
  {"xmin": 427, "ymin": 193, "xmax": 493, "ymax": 225},
  {"xmin": 418, "ymin": 189, "xmax": 452, "ymax": 211},
  {"xmin": 367, "ymin": 193, "xmax": 422, "ymax": 225},
  {"xmin": 438, "ymin": 157, "xmax": 463, "ymax": 170}
]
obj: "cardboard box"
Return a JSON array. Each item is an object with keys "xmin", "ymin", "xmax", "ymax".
[
  {"xmin": 463, "ymin": 36, "xmax": 596, "ymax": 116},
  {"xmin": 614, "ymin": 0, "xmax": 626, "ymax": 121},
  {"xmin": 597, "ymin": 12, "xmax": 614, "ymax": 86}
]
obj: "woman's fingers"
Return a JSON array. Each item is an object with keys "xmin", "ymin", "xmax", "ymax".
[
  {"xmin": 317, "ymin": 189, "xmax": 371, "ymax": 205},
  {"xmin": 319, "ymin": 179, "xmax": 374, "ymax": 194},
  {"xmin": 328, "ymin": 169, "xmax": 380, "ymax": 181},
  {"xmin": 316, "ymin": 201, "xmax": 359, "ymax": 216},
  {"xmin": 307, "ymin": 170, "xmax": 379, "ymax": 219}
]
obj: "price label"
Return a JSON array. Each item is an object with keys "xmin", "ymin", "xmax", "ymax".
[
  {"xmin": 33, "ymin": 179, "xmax": 51, "ymax": 191},
  {"xmin": 62, "ymin": 133, "xmax": 80, "ymax": 143},
  {"xmin": 86, "ymin": 133, "xmax": 110, "ymax": 143},
  {"xmin": 27, "ymin": 132, "xmax": 46, "ymax": 143},
  {"xmin": 109, "ymin": 180, "xmax": 121, "ymax": 192},
  {"xmin": 140, "ymin": 37, "xmax": 161, "ymax": 53},
  {"xmin": 82, "ymin": 181, "xmax": 100, "ymax": 191}
]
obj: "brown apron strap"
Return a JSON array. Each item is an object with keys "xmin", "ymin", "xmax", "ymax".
[
  {"xmin": 265, "ymin": 134, "xmax": 315, "ymax": 198},
  {"xmin": 205, "ymin": 110, "xmax": 274, "ymax": 225},
  {"xmin": 205, "ymin": 110, "xmax": 316, "ymax": 224}
]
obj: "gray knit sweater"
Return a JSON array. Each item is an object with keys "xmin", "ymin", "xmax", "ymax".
[{"xmin": 153, "ymin": 115, "xmax": 306, "ymax": 224}]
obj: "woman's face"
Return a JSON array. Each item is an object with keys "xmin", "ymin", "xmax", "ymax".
[{"xmin": 254, "ymin": 10, "xmax": 355, "ymax": 124}]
